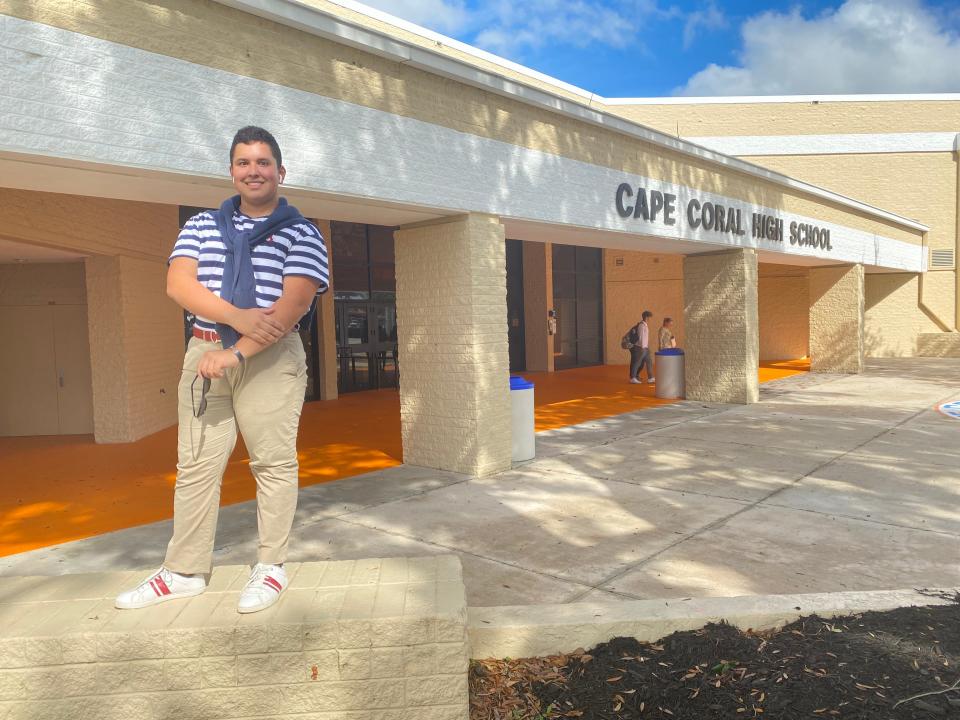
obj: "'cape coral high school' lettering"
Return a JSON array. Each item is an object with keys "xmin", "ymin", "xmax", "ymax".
[{"xmin": 615, "ymin": 183, "xmax": 833, "ymax": 251}]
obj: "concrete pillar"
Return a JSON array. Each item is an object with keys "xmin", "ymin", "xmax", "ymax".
[
  {"xmin": 683, "ymin": 248, "xmax": 759, "ymax": 404},
  {"xmin": 395, "ymin": 214, "xmax": 511, "ymax": 476},
  {"xmin": 85, "ymin": 255, "xmax": 182, "ymax": 443},
  {"xmin": 314, "ymin": 219, "xmax": 338, "ymax": 401},
  {"xmin": 522, "ymin": 240, "xmax": 554, "ymax": 372},
  {"xmin": 809, "ymin": 264, "xmax": 864, "ymax": 373}
]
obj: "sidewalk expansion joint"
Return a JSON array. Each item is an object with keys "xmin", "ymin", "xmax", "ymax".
[
  {"xmin": 290, "ymin": 475, "xmax": 473, "ymax": 530},
  {"xmin": 330, "ymin": 514, "xmax": 603, "ymax": 598},
  {"xmin": 753, "ymin": 501, "xmax": 960, "ymax": 538}
]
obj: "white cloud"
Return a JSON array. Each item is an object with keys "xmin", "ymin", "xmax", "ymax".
[
  {"xmin": 676, "ymin": 0, "xmax": 960, "ymax": 96},
  {"xmin": 472, "ymin": 0, "xmax": 645, "ymax": 55},
  {"xmin": 354, "ymin": 0, "xmax": 472, "ymax": 34},
  {"xmin": 356, "ymin": 0, "xmax": 679, "ymax": 58},
  {"xmin": 682, "ymin": 0, "xmax": 727, "ymax": 50}
]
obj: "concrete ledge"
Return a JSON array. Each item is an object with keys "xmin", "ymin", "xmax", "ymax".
[
  {"xmin": 467, "ymin": 588, "xmax": 956, "ymax": 659},
  {"xmin": 0, "ymin": 557, "xmax": 469, "ymax": 719},
  {"xmin": 917, "ymin": 332, "xmax": 960, "ymax": 358}
]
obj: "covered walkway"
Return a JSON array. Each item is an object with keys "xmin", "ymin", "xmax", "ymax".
[
  {"xmin": 1, "ymin": 359, "xmax": 956, "ymax": 610},
  {"xmin": 0, "ymin": 362, "xmax": 808, "ymax": 557}
]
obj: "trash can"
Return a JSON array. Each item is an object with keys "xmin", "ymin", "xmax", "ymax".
[
  {"xmin": 655, "ymin": 348, "xmax": 685, "ymax": 399},
  {"xmin": 509, "ymin": 375, "xmax": 535, "ymax": 462}
]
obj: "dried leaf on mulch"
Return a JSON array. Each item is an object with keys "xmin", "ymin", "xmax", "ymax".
[{"xmin": 469, "ymin": 596, "xmax": 960, "ymax": 719}]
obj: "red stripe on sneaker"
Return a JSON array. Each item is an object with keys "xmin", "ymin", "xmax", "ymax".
[
  {"xmin": 154, "ymin": 575, "xmax": 172, "ymax": 596},
  {"xmin": 263, "ymin": 576, "xmax": 283, "ymax": 593},
  {"xmin": 149, "ymin": 579, "xmax": 162, "ymax": 597}
]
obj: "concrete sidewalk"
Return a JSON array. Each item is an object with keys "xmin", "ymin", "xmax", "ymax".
[{"xmin": 3, "ymin": 359, "xmax": 958, "ymax": 608}]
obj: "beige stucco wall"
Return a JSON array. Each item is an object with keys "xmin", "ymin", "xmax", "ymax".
[
  {"xmin": 395, "ymin": 214, "xmax": 511, "ymax": 476},
  {"xmin": 683, "ymin": 249, "xmax": 759, "ymax": 404},
  {"xmin": 85, "ymin": 254, "xmax": 183, "ymax": 443},
  {"xmin": 117, "ymin": 255, "xmax": 184, "ymax": 440},
  {"xmin": 0, "ymin": 263, "xmax": 86, "ymax": 306},
  {"xmin": 0, "ymin": 189, "xmax": 183, "ymax": 442},
  {"xmin": 604, "ymin": 99, "xmax": 960, "ymax": 138},
  {"xmin": 809, "ymin": 264, "xmax": 864, "ymax": 373},
  {"xmin": 611, "ymin": 99, "xmax": 960, "ymax": 357},
  {"xmin": 603, "ymin": 250, "xmax": 684, "ymax": 365},
  {"xmin": 5, "ymin": 0, "xmax": 924, "ymax": 247},
  {"xmin": 298, "ymin": 0, "xmax": 591, "ymax": 106},
  {"xmin": 865, "ymin": 273, "xmax": 942, "ymax": 357},
  {"xmin": 602, "ymin": 98, "xmax": 959, "ymax": 353},
  {"xmin": 604, "ymin": 255, "xmax": 810, "ymax": 365},
  {"xmin": 742, "ymin": 154, "xmax": 956, "ymax": 253},
  {"xmin": 758, "ymin": 264, "xmax": 809, "ymax": 362},
  {"xmin": 917, "ymin": 333, "xmax": 960, "ymax": 357},
  {"xmin": 742, "ymin": 153, "xmax": 957, "ymax": 346}
]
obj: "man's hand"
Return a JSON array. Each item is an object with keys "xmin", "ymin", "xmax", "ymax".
[
  {"xmin": 198, "ymin": 349, "xmax": 241, "ymax": 379},
  {"xmin": 227, "ymin": 307, "xmax": 285, "ymax": 345}
]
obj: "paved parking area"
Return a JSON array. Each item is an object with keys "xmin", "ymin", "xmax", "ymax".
[{"xmin": 3, "ymin": 359, "xmax": 958, "ymax": 608}]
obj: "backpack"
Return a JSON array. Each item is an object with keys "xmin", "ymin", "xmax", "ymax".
[{"xmin": 620, "ymin": 324, "xmax": 639, "ymax": 350}]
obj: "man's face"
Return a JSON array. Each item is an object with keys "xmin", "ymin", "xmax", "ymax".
[
  {"xmin": 230, "ymin": 141, "xmax": 284, "ymax": 206},
  {"xmin": 665, "ymin": 320, "xmax": 673, "ymax": 329}
]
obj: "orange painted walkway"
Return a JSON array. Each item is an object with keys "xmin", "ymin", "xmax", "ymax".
[{"xmin": 0, "ymin": 360, "xmax": 808, "ymax": 557}]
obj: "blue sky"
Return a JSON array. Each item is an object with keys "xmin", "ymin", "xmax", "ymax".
[{"xmin": 357, "ymin": 0, "xmax": 960, "ymax": 96}]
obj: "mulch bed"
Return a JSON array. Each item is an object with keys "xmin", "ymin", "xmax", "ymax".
[{"xmin": 470, "ymin": 592, "xmax": 960, "ymax": 719}]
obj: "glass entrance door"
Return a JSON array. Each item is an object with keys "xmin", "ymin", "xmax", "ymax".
[
  {"xmin": 552, "ymin": 245, "xmax": 603, "ymax": 370},
  {"xmin": 335, "ymin": 302, "xmax": 398, "ymax": 393},
  {"xmin": 336, "ymin": 303, "xmax": 371, "ymax": 392}
]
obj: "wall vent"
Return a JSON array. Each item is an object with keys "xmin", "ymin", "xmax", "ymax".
[{"xmin": 930, "ymin": 249, "xmax": 955, "ymax": 268}]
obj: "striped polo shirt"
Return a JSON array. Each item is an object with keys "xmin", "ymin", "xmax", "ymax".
[{"xmin": 170, "ymin": 209, "xmax": 329, "ymax": 334}]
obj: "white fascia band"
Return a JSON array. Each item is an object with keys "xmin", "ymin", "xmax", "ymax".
[
  {"xmin": 608, "ymin": 93, "xmax": 960, "ymax": 105},
  {"xmin": 686, "ymin": 133, "xmax": 960, "ymax": 157}
]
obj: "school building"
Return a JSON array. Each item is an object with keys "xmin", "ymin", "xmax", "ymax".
[{"xmin": 1, "ymin": 0, "xmax": 958, "ymax": 478}]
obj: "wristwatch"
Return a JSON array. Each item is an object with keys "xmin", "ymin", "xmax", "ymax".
[{"xmin": 229, "ymin": 346, "xmax": 245, "ymax": 364}]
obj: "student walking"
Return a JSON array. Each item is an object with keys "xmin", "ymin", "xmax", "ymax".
[
  {"xmin": 629, "ymin": 310, "xmax": 655, "ymax": 384},
  {"xmin": 115, "ymin": 126, "xmax": 329, "ymax": 614}
]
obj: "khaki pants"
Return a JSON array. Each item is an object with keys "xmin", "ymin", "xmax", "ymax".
[{"xmin": 164, "ymin": 334, "xmax": 307, "ymax": 575}]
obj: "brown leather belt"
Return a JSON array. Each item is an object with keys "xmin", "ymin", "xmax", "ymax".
[{"xmin": 192, "ymin": 327, "xmax": 221, "ymax": 342}]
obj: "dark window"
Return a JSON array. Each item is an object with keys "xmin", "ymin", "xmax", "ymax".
[
  {"xmin": 178, "ymin": 205, "xmax": 213, "ymax": 227},
  {"xmin": 331, "ymin": 222, "xmax": 397, "ymax": 302},
  {"xmin": 368, "ymin": 226, "xmax": 396, "ymax": 263},
  {"xmin": 332, "ymin": 222, "xmax": 369, "ymax": 263},
  {"xmin": 552, "ymin": 244, "xmax": 576, "ymax": 273},
  {"xmin": 576, "ymin": 246, "xmax": 602, "ymax": 273}
]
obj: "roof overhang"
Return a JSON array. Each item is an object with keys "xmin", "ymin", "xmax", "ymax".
[{"xmin": 213, "ymin": 0, "xmax": 927, "ymax": 235}]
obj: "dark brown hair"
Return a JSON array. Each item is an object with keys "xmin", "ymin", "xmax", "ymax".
[{"xmin": 230, "ymin": 126, "xmax": 282, "ymax": 167}]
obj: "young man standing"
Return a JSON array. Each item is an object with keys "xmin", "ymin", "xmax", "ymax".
[
  {"xmin": 629, "ymin": 310, "xmax": 655, "ymax": 385},
  {"xmin": 116, "ymin": 127, "xmax": 329, "ymax": 613}
]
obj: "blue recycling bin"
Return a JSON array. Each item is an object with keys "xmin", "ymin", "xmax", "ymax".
[{"xmin": 509, "ymin": 375, "xmax": 535, "ymax": 461}]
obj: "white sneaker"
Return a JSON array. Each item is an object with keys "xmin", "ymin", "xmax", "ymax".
[
  {"xmin": 629, "ymin": 378, "xmax": 641, "ymax": 384},
  {"xmin": 237, "ymin": 563, "xmax": 287, "ymax": 614},
  {"xmin": 648, "ymin": 377, "xmax": 656, "ymax": 383},
  {"xmin": 115, "ymin": 567, "xmax": 206, "ymax": 609}
]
